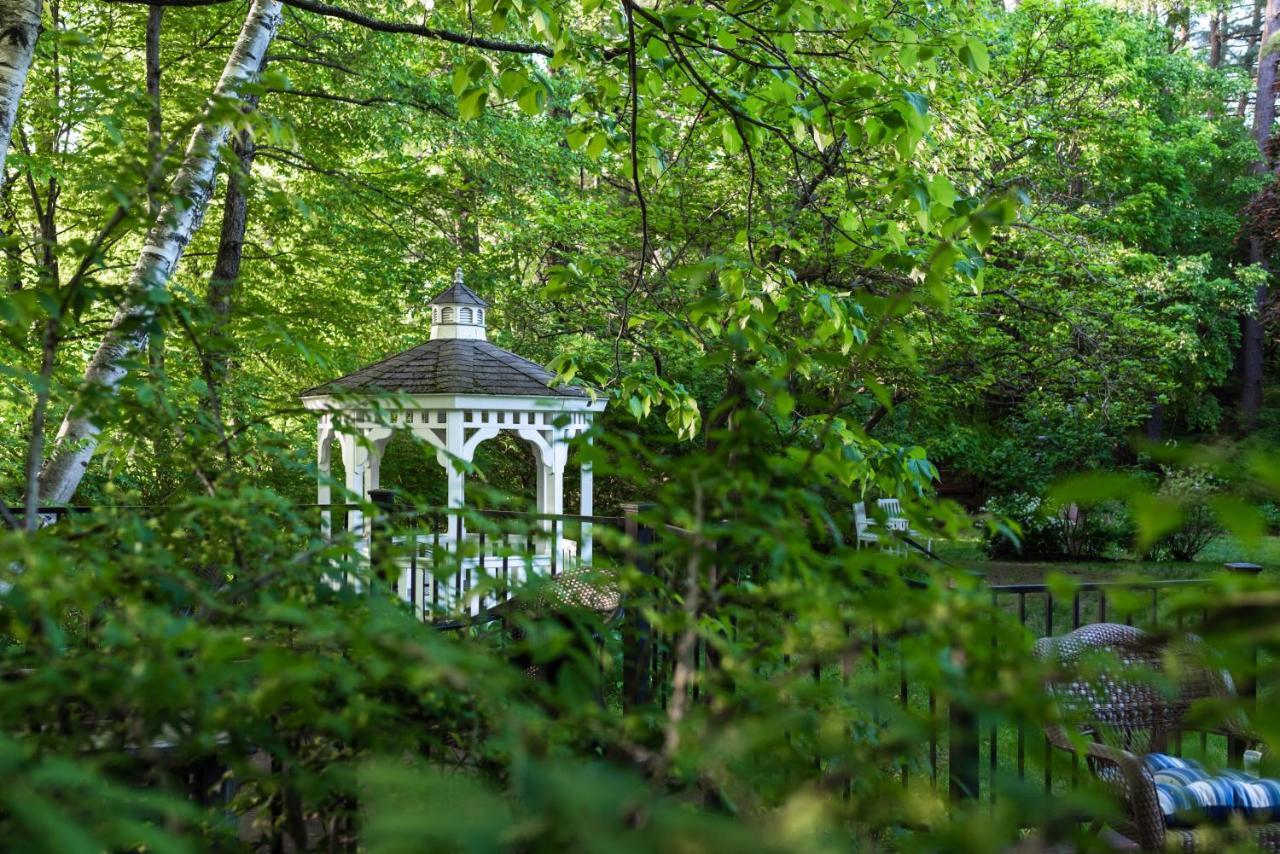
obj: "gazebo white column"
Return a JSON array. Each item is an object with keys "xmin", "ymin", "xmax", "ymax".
[
  {"xmin": 520, "ymin": 425, "xmax": 566, "ymax": 551},
  {"xmin": 550, "ymin": 427, "xmax": 571, "ymax": 516},
  {"xmin": 317, "ymin": 414, "xmax": 335, "ymax": 539},
  {"xmin": 579, "ymin": 434, "xmax": 594, "ymax": 562},
  {"xmin": 544, "ymin": 459, "xmax": 565, "ymax": 516},
  {"xmin": 329, "ymin": 423, "xmax": 392, "ymax": 539},
  {"xmin": 365, "ymin": 432, "xmax": 392, "ymax": 493},
  {"xmin": 336, "ymin": 432, "xmax": 368, "ymax": 535},
  {"xmin": 443, "ymin": 410, "xmax": 466, "ymax": 545}
]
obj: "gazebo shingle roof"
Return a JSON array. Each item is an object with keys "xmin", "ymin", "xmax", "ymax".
[
  {"xmin": 300, "ymin": 338, "xmax": 585, "ymax": 398},
  {"xmin": 427, "ymin": 277, "xmax": 489, "ymax": 308}
]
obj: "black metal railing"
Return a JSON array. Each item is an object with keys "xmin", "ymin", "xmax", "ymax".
[{"xmin": 634, "ymin": 558, "xmax": 1271, "ymax": 810}]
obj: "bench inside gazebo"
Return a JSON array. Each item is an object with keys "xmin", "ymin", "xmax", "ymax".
[{"xmin": 300, "ymin": 270, "xmax": 606, "ymax": 618}]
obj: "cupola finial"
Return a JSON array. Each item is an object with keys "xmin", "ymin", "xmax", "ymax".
[{"xmin": 454, "ymin": 267, "xmax": 464, "ymax": 287}]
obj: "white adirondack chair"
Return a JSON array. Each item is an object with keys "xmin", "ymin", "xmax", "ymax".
[
  {"xmin": 876, "ymin": 498, "xmax": 932, "ymax": 554},
  {"xmin": 854, "ymin": 502, "xmax": 879, "ymax": 550}
]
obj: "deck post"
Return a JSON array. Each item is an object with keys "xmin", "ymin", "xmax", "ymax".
[
  {"xmin": 579, "ymin": 436, "xmax": 593, "ymax": 564},
  {"xmin": 949, "ymin": 573, "xmax": 982, "ymax": 806},
  {"xmin": 368, "ymin": 489, "xmax": 396, "ymax": 588},
  {"xmin": 368, "ymin": 491, "xmax": 391, "ymax": 583},
  {"xmin": 621, "ymin": 502, "xmax": 655, "ymax": 712},
  {"xmin": 948, "ymin": 652, "xmax": 981, "ymax": 806},
  {"xmin": 1225, "ymin": 562, "xmax": 1263, "ymax": 763}
]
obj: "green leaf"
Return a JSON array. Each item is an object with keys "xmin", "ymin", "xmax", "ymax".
[
  {"xmin": 894, "ymin": 128, "xmax": 920, "ymax": 159},
  {"xmin": 1131, "ymin": 493, "xmax": 1183, "ymax": 553},
  {"xmin": 498, "ymin": 69, "xmax": 528, "ymax": 98},
  {"xmin": 458, "ymin": 87, "xmax": 488, "ymax": 121},
  {"xmin": 721, "ymin": 121, "xmax": 743, "ymax": 155},
  {"xmin": 970, "ymin": 216, "xmax": 991, "ymax": 249},
  {"xmin": 517, "ymin": 84, "xmax": 546, "ymax": 116},
  {"xmin": 586, "ymin": 132, "xmax": 607, "ymax": 160},
  {"xmin": 902, "ymin": 90, "xmax": 928, "ymax": 117},
  {"xmin": 451, "ymin": 65, "xmax": 471, "ymax": 97},
  {"xmin": 1050, "ymin": 472, "xmax": 1138, "ymax": 505},
  {"xmin": 962, "ymin": 37, "xmax": 990, "ymax": 73},
  {"xmin": 928, "ymin": 174, "xmax": 957, "ymax": 208},
  {"xmin": 864, "ymin": 116, "xmax": 885, "ymax": 144},
  {"xmin": 776, "ymin": 390, "xmax": 795, "ymax": 418},
  {"xmin": 1210, "ymin": 496, "xmax": 1265, "ymax": 546}
]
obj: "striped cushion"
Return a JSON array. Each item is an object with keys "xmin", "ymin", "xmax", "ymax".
[{"xmin": 1145, "ymin": 753, "xmax": 1280, "ymax": 826}]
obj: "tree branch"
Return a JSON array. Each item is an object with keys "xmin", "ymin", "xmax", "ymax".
[
  {"xmin": 267, "ymin": 86, "xmax": 451, "ymax": 117},
  {"xmin": 105, "ymin": 0, "xmax": 555, "ymax": 56}
]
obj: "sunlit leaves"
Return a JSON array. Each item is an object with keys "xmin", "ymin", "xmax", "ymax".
[
  {"xmin": 458, "ymin": 87, "xmax": 488, "ymax": 121},
  {"xmin": 959, "ymin": 37, "xmax": 989, "ymax": 74},
  {"xmin": 619, "ymin": 375, "xmax": 701, "ymax": 440},
  {"xmin": 720, "ymin": 120, "xmax": 743, "ymax": 155}
]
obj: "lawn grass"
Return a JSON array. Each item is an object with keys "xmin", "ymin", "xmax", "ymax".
[{"xmin": 930, "ymin": 534, "xmax": 1280, "ymax": 585}]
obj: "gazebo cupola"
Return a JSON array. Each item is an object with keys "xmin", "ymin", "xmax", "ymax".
[
  {"xmin": 428, "ymin": 269, "xmax": 489, "ymax": 340},
  {"xmin": 300, "ymin": 269, "xmax": 606, "ymax": 564}
]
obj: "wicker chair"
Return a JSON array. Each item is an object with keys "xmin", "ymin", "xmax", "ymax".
[
  {"xmin": 500, "ymin": 567, "xmax": 621, "ymax": 682},
  {"xmin": 1034, "ymin": 623, "xmax": 1269, "ymax": 852}
]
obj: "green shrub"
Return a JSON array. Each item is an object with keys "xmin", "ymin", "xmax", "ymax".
[
  {"xmin": 1257, "ymin": 501, "xmax": 1280, "ymax": 535},
  {"xmin": 983, "ymin": 493, "xmax": 1128, "ymax": 560},
  {"xmin": 1148, "ymin": 467, "xmax": 1224, "ymax": 562}
]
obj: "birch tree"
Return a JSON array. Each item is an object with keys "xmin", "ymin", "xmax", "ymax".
[
  {"xmin": 0, "ymin": 0, "xmax": 41, "ymax": 192},
  {"xmin": 35, "ymin": 0, "xmax": 282, "ymax": 504}
]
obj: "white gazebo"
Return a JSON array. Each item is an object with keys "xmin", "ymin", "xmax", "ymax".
[{"xmin": 301, "ymin": 270, "xmax": 606, "ymax": 616}]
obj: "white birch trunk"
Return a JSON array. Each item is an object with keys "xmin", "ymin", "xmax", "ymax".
[
  {"xmin": 35, "ymin": 0, "xmax": 282, "ymax": 504},
  {"xmin": 0, "ymin": 0, "xmax": 42, "ymax": 192}
]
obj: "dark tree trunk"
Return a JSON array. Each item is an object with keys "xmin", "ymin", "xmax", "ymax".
[
  {"xmin": 1144, "ymin": 400, "xmax": 1164, "ymax": 443},
  {"xmin": 1242, "ymin": 240, "xmax": 1268, "ymax": 432},
  {"xmin": 1241, "ymin": 0, "xmax": 1280, "ymax": 433},
  {"xmin": 1241, "ymin": 0, "xmax": 1266, "ymax": 117},
  {"xmin": 1252, "ymin": 0, "xmax": 1278, "ymax": 158},
  {"xmin": 206, "ymin": 125, "xmax": 257, "ymax": 391},
  {"xmin": 145, "ymin": 5, "xmax": 163, "ymax": 212},
  {"xmin": 1209, "ymin": 7, "xmax": 1224, "ymax": 69}
]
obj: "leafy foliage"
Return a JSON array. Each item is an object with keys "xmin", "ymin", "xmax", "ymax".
[
  {"xmin": 1149, "ymin": 466, "xmax": 1227, "ymax": 561},
  {"xmin": 983, "ymin": 492, "xmax": 1129, "ymax": 560},
  {"xmin": 0, "ymin": 0, "xmax": 1278, "ymax": 849}
]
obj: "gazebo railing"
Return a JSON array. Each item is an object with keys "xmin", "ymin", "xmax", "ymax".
[
  {"xmin": 4, "ymin": 500, "xmax": 630, "ymax": 625},
  {"xmin": 345, "ymin": 499, "xmax": 629, "ymax": 623}
]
